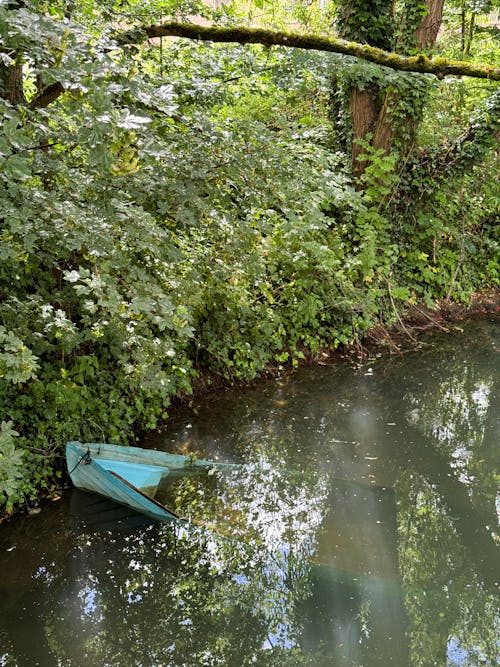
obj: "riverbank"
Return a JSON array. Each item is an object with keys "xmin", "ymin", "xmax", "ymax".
[
  {"xmin": 170, "ymin": 289, "xmax": 500, "ymax": 405},
  {"xmin": 1, "ymin": 289, "xmax": 498, "ymax": 526},
  {"xmin": 364, "ymin": 289, "xmax": 500, "ymax": 347},
  {"xmin": 2, "ymin": 313, "xmax": 498, "ymax": 665}
]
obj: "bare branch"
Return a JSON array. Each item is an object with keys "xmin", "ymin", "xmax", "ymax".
[{"xmin": 29, "ymin": 81, "xmax": 65, "ymax": 109}]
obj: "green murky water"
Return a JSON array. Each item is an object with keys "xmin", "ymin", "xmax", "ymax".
[{"xmin": 0, "ymin": 316, "xmax": 498, "ymax": 666}]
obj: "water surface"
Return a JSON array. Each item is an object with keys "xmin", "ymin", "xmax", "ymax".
[{"xmin": 0, "ymin": 316, "xmax": 498, "ymax": 666}]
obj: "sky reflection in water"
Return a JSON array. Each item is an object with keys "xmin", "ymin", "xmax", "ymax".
[{"xmin": 0, "ymin": 316, "xmax": 498, "ymax": 666}]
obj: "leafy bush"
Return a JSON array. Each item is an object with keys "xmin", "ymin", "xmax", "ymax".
[{"xmin": 0, "ymin": 422, "xmax": 24, "ymax": 512}]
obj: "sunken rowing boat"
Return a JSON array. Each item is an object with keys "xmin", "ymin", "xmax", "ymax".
[{"xmin": 66, "ymin": 441, "xmax": 234, "ymax": 522}]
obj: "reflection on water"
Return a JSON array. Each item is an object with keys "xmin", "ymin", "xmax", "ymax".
[{"xmin": 0, "ymin": 316, "xmax": 498, "ymax": 666}]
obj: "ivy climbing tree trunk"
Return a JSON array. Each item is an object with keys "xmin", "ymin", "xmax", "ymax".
[
  {"xmin": 338, "ymin": 0, "xmax": 446, "ymax": 180},
  {"xmin": 414, "ymin": 0, "xmax": 445, "ymax": 49},
  {"xmin": 349, "ymin": 87, "xmax": 379, "ymax": 176}
]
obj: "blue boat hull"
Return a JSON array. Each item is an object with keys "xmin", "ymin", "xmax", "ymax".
[{"xmin": 66, "ymin": 441, "xmax": 234, "ymax": 522}]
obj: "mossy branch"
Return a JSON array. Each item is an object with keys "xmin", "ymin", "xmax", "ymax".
[
  {"xmin": 28, "ymin": 21, "xmax": 499, "ymax": 109},
  {"xmin": 116, "ymin": 22, "xmax": 500, "ymax": 82}
]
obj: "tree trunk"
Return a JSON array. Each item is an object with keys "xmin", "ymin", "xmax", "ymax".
[
  {"xmin": 414, "ymin": 0, "xmax": 445, "ymax": 51},
  {"xmin": 350, "ymin": 87, "xmax": 379, "ymax": 178},
  {"xmin": 0, "ymin": 2, "xmax": 26, "ymax": 105},
  {"xmin": 461, "ymin": 2, "xmax": 466, "ymax": 53},
  {"xmin": 0, "ymin": 62, "xmax": 25, "ymax": 105},
  {"xmin": 465, "ymin": 11, "xmax": 476, "ymax": 55},
  {"xmin": 340, "ymin": 0, "xmax": 446, "ymax": 182},
  {"xmin": 372, "ymin": 90, "xmax": 400, "ymax": 154}
]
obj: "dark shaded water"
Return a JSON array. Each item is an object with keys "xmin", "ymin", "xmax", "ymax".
[{"xmin": 0, "ymin": 317, "xmax": 498, "ymax": 667}]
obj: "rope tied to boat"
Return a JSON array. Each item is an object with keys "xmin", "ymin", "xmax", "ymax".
[{"xmin": 68, "ymin": 447, "xmax": 91, "ymax": 475}]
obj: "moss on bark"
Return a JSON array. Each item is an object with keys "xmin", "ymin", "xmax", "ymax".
[{"xmin": 116, "ymin": 22, "xmax": 500, "ymax": 81}]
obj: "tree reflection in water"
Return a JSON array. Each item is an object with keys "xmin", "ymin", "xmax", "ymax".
[
  {"xmin": 392, "ymin": 323, "xmax": 499, "ymax": 666},
  {"xmin": 0, "ymin": 317, "xmax": 498, "ymax": 666},
  {"xmin": 0, "ymin": 465, "xmax": 330, "ymax": 666}
]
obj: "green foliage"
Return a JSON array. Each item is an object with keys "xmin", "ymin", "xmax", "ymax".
[
  {"xmin": 396, "ymin": 157, "xmax": 500, "ymax": 304},
  {"xmin": 0, "ymin": 421, "xmax": 24, "ymax": 511},
  {"xmin": 336, "ymin": 0, "xmax": 394, "ymax": 50},
  {"xmin": 0, "ymin": 0, "xmax": 498, "ymax": 515},
  {"xmin": 394, "ymin": 0, "xmax": 430, "ymax": 53},
  {"xmin": 0, "ymin": 327, "xmax": 39, "ymax": 384}
]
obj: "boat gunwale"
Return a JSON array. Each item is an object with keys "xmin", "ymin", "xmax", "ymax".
[
  {"xmin": 66, "ymin": 441, "xmax": 180, "ymax": 521},
  {"xmin": 66, "ymin": 441, "xmax": 238, "ymax": 471}
]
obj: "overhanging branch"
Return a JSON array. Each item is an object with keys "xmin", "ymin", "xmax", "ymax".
[
  {"xmin": 116, "ymin": 22, "xmax": 500, "ymax": 82},
  {"xmin": 28, "ymin": 21, "xmax": 500, "ymax": 110}
]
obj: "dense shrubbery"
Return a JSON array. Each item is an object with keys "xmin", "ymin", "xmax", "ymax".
[{"xmin": 0, "ymin": 1, "xmax": 498, "ymax": 515}]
